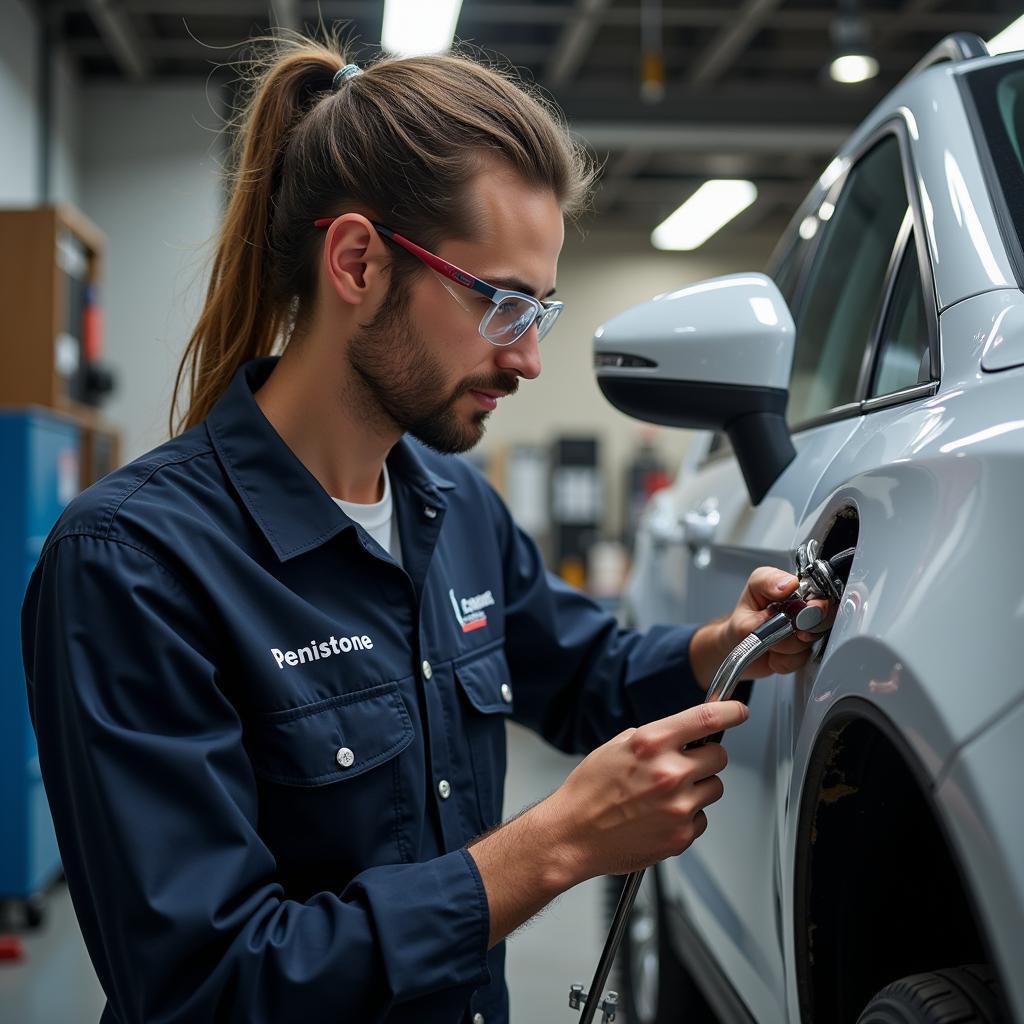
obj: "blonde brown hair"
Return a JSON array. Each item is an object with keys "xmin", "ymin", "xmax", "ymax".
[{"xmin": 170, "ymin": 31, "xmax": 596, "ymax": 434}]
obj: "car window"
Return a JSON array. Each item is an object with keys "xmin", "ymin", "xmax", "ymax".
[
  {"xmin": 964, "ymin": 61, "xmax": 1024, "ymax": 282},
  {"xmin": 869, "ymin": 232, "xmax": 931, "ymax": 398},
  {"xmin": 771, "ymin": 229, "xmax": 813, "ymax": 307},
  {"xmin": 787, "ymin": 135, "xmax": 909, "ymax": 426}
]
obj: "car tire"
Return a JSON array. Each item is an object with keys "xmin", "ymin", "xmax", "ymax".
[
  {"xmin": 856, "ymin": 965, "xmax": 1006, "ymax": 1023},
  {"xmin": 606, "ymin": 868, "xmax": 717, "ymax": 1024}
]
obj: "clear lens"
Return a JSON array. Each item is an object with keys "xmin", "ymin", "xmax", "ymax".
[
  {"xmin": 482, "ymin": 295, "xmax": 539, "ymax": 345},
  {"xmin": 536, "ymin": 303, "xmax": 562, "ymax": 341}
]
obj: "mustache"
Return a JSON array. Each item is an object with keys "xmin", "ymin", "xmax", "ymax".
[{"xmin": 457, "ymin": 373, "xmax": 520, "ymax": 399}]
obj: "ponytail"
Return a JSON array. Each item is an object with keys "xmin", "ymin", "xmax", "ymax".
[
  {"xmin": 171, "ymin": 30, "xmax": 596, "ymax": 435},
  {"xmin": 170, "ymin": 35, "xmax": 346, "ymax": 434}
]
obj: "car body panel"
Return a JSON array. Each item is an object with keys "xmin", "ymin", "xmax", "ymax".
[
  {"xmin": 935, "ymin": 694, "xmax": 1024, "ymax": 1015},
  {"xmin": 656, "ymin": 418, "xmax": 861, "ymax": 1024},
  {"xmin": 615, "ymin": 44, "xmax": 1024, "ymax": 1024}
]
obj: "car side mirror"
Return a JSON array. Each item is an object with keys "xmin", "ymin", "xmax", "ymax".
[{"xmin": 593, "ymin": 273, "xmax": 796, "ymax": 506}]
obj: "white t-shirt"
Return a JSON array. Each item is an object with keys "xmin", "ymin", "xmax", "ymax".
[{"xmin": 332, "ymin": 464, "xmax": 403, "ymax": 566}]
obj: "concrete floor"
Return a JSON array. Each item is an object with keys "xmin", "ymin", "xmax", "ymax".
[{"xmin": 0, "ymin": 722, "xmax": 605, "ymax": 1024}]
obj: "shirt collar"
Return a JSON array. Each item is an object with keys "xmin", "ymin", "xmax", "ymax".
[{"xmin": 206, "ymin": 357, "xmax": 455, "ymax": 562}]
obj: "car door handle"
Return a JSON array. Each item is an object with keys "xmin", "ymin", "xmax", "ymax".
[
  {"xmin": 648, "ymin": 505, "xmax": 685, "ymax": 547},
  {"xmin": 683, "ymin": 503, "xmax": 720, "ymax": 547},
  {"xmin": 683, "ymin": 501, "xmax": 720, "ymax": 567}
]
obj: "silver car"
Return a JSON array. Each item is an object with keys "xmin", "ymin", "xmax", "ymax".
[{"xmin": 593, "ymin": 32, "xmax": 1024, "ymax": 1024}]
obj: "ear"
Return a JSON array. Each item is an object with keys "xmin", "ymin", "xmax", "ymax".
[{"xmin": 321, "ymin": 214, "xmax": 388, "ymax": 307}]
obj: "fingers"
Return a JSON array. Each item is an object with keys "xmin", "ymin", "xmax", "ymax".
[
  {"xmin": 745, "ymin": 566, "xmax": 799, "ymax": 610},
  {"xmin": 688, "ymin": 773, "xmax": 726, "ymax": 812},
  {"xmin": 678, "ymin": 738, "xmax": 729, "ymax": 781},
  {"xmin": 692, "ymin": 810, "xmax": 709, "ymax": 841},
  {"xmin": 633, "ymin": 700, "xmax": 750, "ymax": 753}
]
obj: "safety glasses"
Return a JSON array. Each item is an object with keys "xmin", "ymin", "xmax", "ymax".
[{"xmin": 313, "ymin": 218, "xmax": 563, "ymax": 346}]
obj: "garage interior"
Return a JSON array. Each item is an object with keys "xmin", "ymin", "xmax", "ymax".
[{"xmin": 0, "ymin": 2, "xmax": 1019, "ymax": 1022}]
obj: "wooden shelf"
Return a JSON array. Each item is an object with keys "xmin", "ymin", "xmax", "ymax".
[
  {"xmin": 0, "ymin": 205, "xmax": 121, "ymax": 486},
  {"xmin": 0, "ymin": 204, "xmax": 106, "ymax": 408}
]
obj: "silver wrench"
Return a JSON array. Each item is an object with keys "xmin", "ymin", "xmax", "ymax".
[{"xmin": 569, "ymin": 543, "xmax": 851, "ymax": 1023}]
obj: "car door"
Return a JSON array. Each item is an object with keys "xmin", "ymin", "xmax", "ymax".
[{"xmin": 656, "ymin": 130, "xmax": 924, "ymax": 1023}]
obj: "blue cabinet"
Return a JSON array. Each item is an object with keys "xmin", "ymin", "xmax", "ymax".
[{"xmin": 0, "ymin": 410, "xmax": 81, "ymax": 902}]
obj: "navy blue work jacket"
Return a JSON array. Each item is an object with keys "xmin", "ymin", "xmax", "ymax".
[{"xmin": 22, "ymin": 357, "xmax": 701, "ymax": 1024}]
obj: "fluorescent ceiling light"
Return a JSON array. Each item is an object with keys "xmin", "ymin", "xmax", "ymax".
[
  {"xmin": 651, "ymin": 180, "xmax": 758, "ymax": 251},
  {"xmin": 382, "ymin": 0, "xmax": 463, "ymax": 57},
  {"xmin": 989, "ymin": 14, "xmax": 1024, "ymax": 55},
  {"xmin": 829, "ymin": 53, "xmax": 879, "ymax": 83}
]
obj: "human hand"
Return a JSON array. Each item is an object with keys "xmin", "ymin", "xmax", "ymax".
[
  {"xmin": 540, "ymin": 700, "xmax": 749, "ymax": 883},
  {"xmin": 691, "ymin": 567, "xmax": 833, "ymax": 685}
]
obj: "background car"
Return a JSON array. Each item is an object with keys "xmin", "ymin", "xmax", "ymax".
[{"xmin": 593, "ymin": 32, "xmax": 1024, "ymax": 1024}]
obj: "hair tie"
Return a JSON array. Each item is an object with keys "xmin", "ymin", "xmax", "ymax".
[{"xmin": 332, "ymin": 64, "xmax": 363, "ymax": 91}]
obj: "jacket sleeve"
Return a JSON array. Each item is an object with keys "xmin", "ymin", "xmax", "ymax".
[
  {"xmin": 21, "ymin": 534, "xmax": 489, "ymax": 1024},
  {"xmin": 487, "ymin": 489, "xmax": 705, "ymax": 755}
]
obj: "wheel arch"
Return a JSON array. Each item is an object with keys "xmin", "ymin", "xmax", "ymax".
[{"xmin": 792, "ymin": 697, "xmax": 1010, "ymax": 1022}]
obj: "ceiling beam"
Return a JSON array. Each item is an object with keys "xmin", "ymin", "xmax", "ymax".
[
  {"xmin": 98, "ymin": 1, "xmax": 1006, "ymax": 35},
  {"xmin": 545, "ymin": 0, "xmax": 613, "ymax": 89},
  {"xmin": 574, "ymin": 121, "xmax": 847, "ymax": 155},
  {"xmin": 875, "ymin": 0, "xmax": 944, "ymax": 46},
  {"xmin": 62, "ymin": 35, "xmax": 926, "ymax": 76},
  {"xmin": 64, "ymin": 35, "xmax": 553, "ymax": 64},
  {"xmin": 83, "ymin": 0, "xmax": 151, "ymax": 79},
  {"xmin": 558, "ymin": 83, "xmax": 880, "ymax": 126},
  {"xmin": 687, "ymin": 0, "xmax": 784, "ymax": 86}
]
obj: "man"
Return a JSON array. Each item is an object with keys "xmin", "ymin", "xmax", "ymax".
[{"xmin": 22, "ymin": 41, "xmax": 821, "ymax": 1024}]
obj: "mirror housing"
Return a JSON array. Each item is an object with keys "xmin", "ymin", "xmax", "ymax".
[{"xmin": 594, "ymin": 273, "xmax": 796, "ymax": 506}]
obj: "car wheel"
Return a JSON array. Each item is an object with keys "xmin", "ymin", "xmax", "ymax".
[
  {"xmin": 606, "ymin": 868, "xmax": 716, "ymax": 1024},
  {"xmin": 856, "ymin": 965, "xmax": 1006, "ymax": 1023}
]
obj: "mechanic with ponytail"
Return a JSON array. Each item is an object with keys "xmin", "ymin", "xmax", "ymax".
[{"xmin": 21, "ymin": 33, "xmax": 820, "ymax": 1024}]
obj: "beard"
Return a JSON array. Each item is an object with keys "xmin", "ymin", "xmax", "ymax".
[{"xmin": 346, "ymin": 287, "xmax": 519, "ymax": 454}]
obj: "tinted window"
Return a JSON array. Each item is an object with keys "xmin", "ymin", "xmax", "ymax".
[
  {"xmin": 870, "ymin": 234, "xmax": 931, "ymax": 398},
  {"xmin": 965, "ymin": 61, "xmax": 1024, "ymax": 277},
  {"xmin": 788, "ymin": 136, "xmax": 909, "ymax": 425},
  {"xmin": 771, "ymin": 229, "xmax": 813, "ymax": 307}
]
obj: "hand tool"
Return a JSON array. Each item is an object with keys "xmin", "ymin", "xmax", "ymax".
[{"xmin": 568, "ymin": 541, "xmax": 854, "ymax": 1023}]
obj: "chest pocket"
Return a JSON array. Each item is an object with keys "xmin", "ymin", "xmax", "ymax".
[
  {"xmin": 247, "ymin": 681, "xmax": 416, "ymax": 883},
  {"xmin": 251, "ymin": 681, "xmax": 414, "ymax": 786},
  {"xmin": 455, "ymin": 646, "xmax": 514, "ymax": 831}
]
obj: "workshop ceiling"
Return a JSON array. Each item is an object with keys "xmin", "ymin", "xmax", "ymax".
[{"xmin": 37, "ymin": 0, "xmax": 1021, "ymax": 251}]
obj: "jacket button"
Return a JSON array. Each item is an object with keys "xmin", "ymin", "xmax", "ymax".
[
  {"xmin": 423, "ymin": 505, "xmax": 438, "ymax": 519},
  {"xmin": 500, "ymin": 683, "xmax": 512, "ymax": 703},
  {"xmin": 336, "ymin": 747, "xmax": 355, "ymax": 769},
  {"xmin": 473, "ymin": 1015, "xmax": 485, "ymax": 1024},
  {"xmin": 422, "ymin": 660, "xmax": 433, "ymax": 681},
  {"xmin": 438, "ymin": 779, "xmax": 452, "ymax": 800}
]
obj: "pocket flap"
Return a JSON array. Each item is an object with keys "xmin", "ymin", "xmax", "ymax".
[
  {"xmin": 251, "ymin": 682, "xmax": 413, "ymax": 786},
  {"xmin": 455, "ymin": 648, "xmax": 514, "ymax": 715}
]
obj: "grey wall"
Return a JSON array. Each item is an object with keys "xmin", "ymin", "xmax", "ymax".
[
  {"xmin": 80, "ymin": 83, "xmax": 225, "ymax": 459},
  {"xmin": 0, "ymin": 0, "xmax": 81, "ymax": 207}
]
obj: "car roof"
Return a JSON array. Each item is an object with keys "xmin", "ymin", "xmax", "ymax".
[{"xmin": 776, "ymin": 38, "xmax": 1024, "ymax": 312}]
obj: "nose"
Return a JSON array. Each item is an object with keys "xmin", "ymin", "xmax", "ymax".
[{"xmin": 494, "ymin": 323, "xmax": 542, "ymax": 380}]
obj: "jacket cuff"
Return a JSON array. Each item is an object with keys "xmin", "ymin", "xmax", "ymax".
[{"xmin": 356, "ymin": 848, "xmax": 491, "ymax": 1004}]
